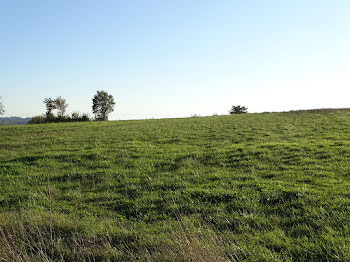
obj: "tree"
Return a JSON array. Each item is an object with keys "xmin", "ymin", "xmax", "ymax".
[
  {"xmin": 0, "ymin": 97, "xmax": 4, "ymax": 115},
  {"xmin": 229, "ymin": 105, "xmax": 248, "ymax": 114},
  {"xmin": 43, "ymin": 98, "xmax": 56, "ymax": 118},
  {"xmin": 92, "ymin": 91, "xmax": 116, "ymax": 121},
  {"xmin": 55, "ymin": 96, "xmax": 68, "ymax": 117},
  {"xmin": 43, "ymin": 96, "xmax": 68, "ymax": 119}
]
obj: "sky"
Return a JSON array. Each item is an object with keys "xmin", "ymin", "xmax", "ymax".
[{"xmin": 1, "ymin": 0, "xmax": 350, "ymax": 120}]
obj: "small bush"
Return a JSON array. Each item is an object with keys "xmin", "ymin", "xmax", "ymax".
[
  {"xmin": 71, "ymin": 111, "xmax": 81, "ymax": 121},
  {"xmin": 81, "ymin": 113, "xmax": 90, "ymax": 122},
  {"xmin": 71, "ymin": 112, "xmax": 90, "ymax": 122},
  {"xmin": 28, "ymin": 115, "xmax": 47, "ymax": 124},
  {"xmin": 229, "ymin": 105, "xmax": 248, "ymax": 114},
  {"xmin": 28, "ymin": 112, "xmax": 90, "ymax": 124}
]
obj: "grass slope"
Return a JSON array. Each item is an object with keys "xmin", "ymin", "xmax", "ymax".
[{"xmin": 0, "ymin": 110, "xmax": 350, "ymax": 261}]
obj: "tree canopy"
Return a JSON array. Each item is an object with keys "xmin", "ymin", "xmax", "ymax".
[
  {"xmin": 55, "ymin": 97, "xmax": 68, "ymax": 117},
  {"xmin": 92, "ymin": 91, "xmax": 116, "ymax": 121},
  {"xmin": 43, "ymin": 97, "xmax": 68, "ymax": 118}
]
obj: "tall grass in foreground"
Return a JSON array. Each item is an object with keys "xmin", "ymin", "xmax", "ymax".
[{"xmin": 0, "ymin": 211, "xmax": 237, "ymax": 261}]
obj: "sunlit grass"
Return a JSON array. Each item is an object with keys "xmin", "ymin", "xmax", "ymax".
[{"xmin": 1, "ymin": 110, "xmax": 350, "ymax": 261}]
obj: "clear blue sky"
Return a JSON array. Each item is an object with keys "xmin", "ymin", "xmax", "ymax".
[{"xmin": 1, "ymin": 0, "xmax": 350, "ymax": 119}]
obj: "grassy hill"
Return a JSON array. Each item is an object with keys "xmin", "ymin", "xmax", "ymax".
[{"xmin": 0, "ymin": 110, "xmax": 349, "ymax": 261}]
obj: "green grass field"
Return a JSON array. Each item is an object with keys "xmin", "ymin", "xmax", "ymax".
[{"xmin": 1, "ymin": 110, "xmax": 350, "ymax": 261}]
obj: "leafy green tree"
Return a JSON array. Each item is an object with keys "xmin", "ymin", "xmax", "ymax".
[
  {"xmin": 0, "ymin": 97, "xmax": 4, "ymax": 115},
  {"xmin": 43, "ymin": 96, "xmax": 68, "ymax": 119},
  {"xmin": 92, "ymin": 91, "xmax": 116, "ymax": 121},
  {"xmin": 43, "ymin": 98, "xmax": 56, "ymax": 118},
  {"xmin": 55, "ymin": 96, "xmax": 68, "ymax": 117},
  {"xmin": 229, "ymin": 105, "xmax": 248, "ymax": 114}
]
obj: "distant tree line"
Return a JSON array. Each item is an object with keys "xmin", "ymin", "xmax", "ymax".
[
  {"xmin": 29, "ymin": 90, "xmax": 116, "ymax": 124},
  {"xmin": 1, "ymin": 92, "xmax": 248, "ymax": 123},
  {"xmin": 191, "ymin": 105, "xmax": 248, "ymax": 118}
]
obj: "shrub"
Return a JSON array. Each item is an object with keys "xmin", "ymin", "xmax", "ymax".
[
  {"xmin": 229, "ymin": 105, "xmax": 248, "ymax": 114},
  {"xmin": 28, "ymin": 115, "xmax": 47, "ymax": 124},
  {"xmin": 81, "ymin": 113, "xmax": 90, "ymax": 122},
  {"xmin": 71, "ymin": 112, "xmax": 90, "ymax": 122},
  {"xmin": 28, "ymin": 112, "xmax": 90, "ymax": 124},
  {"xmin": 71, "ymin": 111, "xmax": 80, "ymax": 120}
]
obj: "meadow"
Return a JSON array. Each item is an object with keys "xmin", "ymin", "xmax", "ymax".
[{"xmin": 0, "ymin": 110, "xmax": 349, "ymax": 261}]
